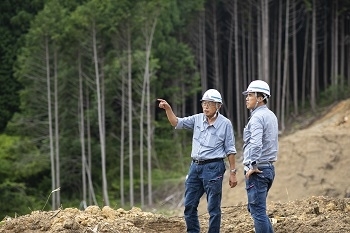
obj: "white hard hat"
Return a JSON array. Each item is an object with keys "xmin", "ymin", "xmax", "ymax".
[
  {"xmin": 201, "ymin": 89, "xmax": 222, "ymax": 103},
  {"xmin": 242, "ymin": 80, "xmax": 270, "ymax": 97}
]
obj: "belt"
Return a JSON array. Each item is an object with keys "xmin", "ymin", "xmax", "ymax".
[
  {"xmin": 192, "ymin": 158, "xmax": 223, "ymax": 165},
  {"xmin": 257, "ymin": 161, "xmax": 273, "ymax": 166},
  {"xmin": 244, "ymin": 161, "xmax": 274, "ymax": 168},
  {"xmin": 257, "ymin": 162, "xmax": 273, "ymax": 168}
]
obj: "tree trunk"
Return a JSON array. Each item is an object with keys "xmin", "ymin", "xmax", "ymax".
[
  {"xmin": 212, "ymin": 1, "xmax": 220, "ymax": 90},
  {"xmin": 292, "ymin": 1, "xmax": 298, "ymax": 115},
  {"xmin": 241, "ymin": 8, "xmax": 248, "ymax": 127},
  {"xmin": 270, "ymin": 9, "xmax": 279, "ymax": 111},
  {"xmin": 333, "ymin": 0, "xmax": 339, "ymax": 92},
  {"xmin": 127, "ymin": 25, "xmax": 134, "ymax": 207},
  {"xmin": 302, "ymin": 15, "xmax": 310, "ymax": 108},
  {"xmin": 120, "ymin": 59, "xmax": 126, "ymax": 207},
  {"xmin": 261, "ymin": 0, "xmax": 269, "ymax": 83},
  {"xmin": 310, "ymin": 0, "xmax": 317, "ymax": 112},
  {"xmin": 348, "ymin": 39, "xmax": 350, "ymax": 85},
  {"xmin": 78, "ymin": 52, "xmax": 87, "ymax": 208},
  {"xmin": 323, "ymin": 11, "xmax": 328, "ymax": 90},
  {"xmin": 247, "ymin": 4, "xmax": 253, "ymax": 83},
  {"xmin": 140, "ymin": 74, "xmax": 145, "ymax": 207},
  {"xmin": 86, "ymin": 86, "xmax": 93, "ymax": 206},
  {"xmin": 281, "ymin": 0, "xmax": 290, "ymax": 132},
  {"xmin": 53, "ymin": 48, "xmax": 60, "ymax": 208},
  {"xmin": 92, "ymin": 21, "xmax": 109, "ymax": 206},
  {"xmin": 226, "ymin": 2, "xmax": 234, "ymax": 121},
  {"xmin": 199, "ymin": 11, "xmax": 207, "ymax": 92},
  {"xmin": 146, "ymin": 18, "xmax": 157, "ymax": 207},
  {"xmin": 276, "ymin": 1, "xmax": 283, "ymax": 126},
  {"xmin": 340, "ymin": 16, "xmax": 344, "ymax": 87},
  {"xmin": 46, "ymin": 37, "xmax": 56, "ymax": 210},
  {"xmin": 233, "ymin": 0, "xmax": 242, "ymax": 137},
  {"xmin": 257, "ymin": 8, "xmax": 262, "ymax": 80}
]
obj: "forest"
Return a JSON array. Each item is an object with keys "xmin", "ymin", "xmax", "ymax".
[{"xmin": 0, "ymin": 0, "xmax": 349, "ymax": 219}]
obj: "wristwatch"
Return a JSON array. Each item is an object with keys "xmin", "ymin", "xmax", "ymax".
[{"xmin": 230, "ymin": 168, "xmax": 237, "ymax": 174}]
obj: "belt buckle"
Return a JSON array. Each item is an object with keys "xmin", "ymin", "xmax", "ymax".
[{"xmin": 193, "ymin": 159, "xmax": 203, "ymax": 164}]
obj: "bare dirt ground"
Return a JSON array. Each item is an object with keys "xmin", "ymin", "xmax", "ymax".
[{"xmin": 1, "ymin": 99, "xmax": 350, "ymax": 233}]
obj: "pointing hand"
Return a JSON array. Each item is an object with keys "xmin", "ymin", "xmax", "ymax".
[{"xmin": 157, "ymin": 99, "xmax": 170, "ymax": 110}]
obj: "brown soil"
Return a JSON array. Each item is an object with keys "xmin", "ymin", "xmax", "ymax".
[{"xmin": 1, "ymin": 99, "xmax": 350, "ymax": 233}]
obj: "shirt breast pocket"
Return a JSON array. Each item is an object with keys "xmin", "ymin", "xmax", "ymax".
[
  {"xmin": 208, "ymin": 133, "xmax": 219, "ymax": 147},
  {"xmin": 193, "ymin": 126, "xmax": 201, "ymax": 140}
]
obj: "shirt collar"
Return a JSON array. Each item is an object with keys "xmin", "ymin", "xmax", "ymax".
[
  {"xmin": 250, "ymin": 105, "xmax": 267, "ymax": 115},
  {"xmin": 202, "ymin": 112, "xmax": 221, "ymax": 128}
]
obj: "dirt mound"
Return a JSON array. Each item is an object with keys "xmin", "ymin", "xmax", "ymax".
[
  {"xmin": 0, "ymin": 206, "xmax": 185, "ymax": 233},
  {"xmin": 1, "ymin": 196, "xmax": 350, "ymax": 232},
  {"xmin": 1, "ymin": 99, "xmax": 350, "ymax": 233}
]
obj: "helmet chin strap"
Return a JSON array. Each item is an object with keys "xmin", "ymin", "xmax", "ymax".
[{"xmin": 252, "ymin": 93, "xmax": 268, "ymax": 111}]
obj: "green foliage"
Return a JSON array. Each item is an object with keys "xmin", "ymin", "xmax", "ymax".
[
  {"xmin": 151, "ymin": 167, "xmax": 187, "ymax": 187},
  {"xmin": 0, "ymin": 134, "xmax": 49, "ymax": 218},
  {"xmin": 0, "ymin": 181, "xmax": 32, "ymax": 217},
  {"xmin": 0, "ymin": 135, "xmax": 47, "ymax": 180},
  {"xmin": 0, "ymin": 0, "xmax": 48, "ymax": 133},
  {"xmin": 319, "ymin": 78, "xmax": 350, "ymax": 107},
  {"xmin": 1, "ymin": 0, "xmax": 210, "ymax": 214}
]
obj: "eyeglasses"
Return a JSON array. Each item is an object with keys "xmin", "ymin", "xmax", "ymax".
[{"xmin": 201, "ymin": 101, "xmax": 216, "ymax": 107}]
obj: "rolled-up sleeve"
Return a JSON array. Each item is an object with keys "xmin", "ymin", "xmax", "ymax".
[
  {"xmin": 248, "ymin": 118, "xmax": 263, "ymax": 162},
  {"xmin": 175, "ymin": 117, "xmax": 184, "ymax": 129},
  {"xmin": 225, "ymin": 122, "xmax": 236, "ymax": 155},
  {"xmin": 175, "ymin": 115, "xmax": 197, "ymax": 130}
]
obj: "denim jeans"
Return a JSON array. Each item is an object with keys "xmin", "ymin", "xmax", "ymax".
[
  {"xmin": 184, "ymin": 160, "xmax": 226, "ymax": 233},
  {"xmin": 245, "ymin": 164, "xmax": 275, "ymax": 233}
]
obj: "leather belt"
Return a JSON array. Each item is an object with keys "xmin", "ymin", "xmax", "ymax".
[
  {"xmin": 244, "ymin": 161, "xmax": 273, "ymax": 166},
  {"xmin": 257, "ymin": 161, "xmax": 273, "ymax": 166},
  {"xmin": 244, "ymin": 161, "xmax": 274, "ymax": 169},
  {"xmin": 192, "ymin": 158, "xmax": 223, "ymax": 165}
]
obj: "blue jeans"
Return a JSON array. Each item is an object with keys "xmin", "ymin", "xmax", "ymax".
[
  {"xmin": 184, "ymin": 160, "xmax": 226, "ymax": 233},
  {"xmin": 245, "ymin": 165, "xmax": 275, "ymax": 233}
]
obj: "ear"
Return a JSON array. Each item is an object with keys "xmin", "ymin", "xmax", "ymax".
[{"xmin": 257, "ymin": 96, "xmax": 264, "ymax": 102}]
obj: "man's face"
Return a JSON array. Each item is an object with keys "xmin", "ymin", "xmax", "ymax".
[
  {"xmin": 201, "ymin": 101, "xmax": 218, "ymax": 117},
  {"xmin": 245, "ymin": 93, "xmax": 258, "ymax": 110}
]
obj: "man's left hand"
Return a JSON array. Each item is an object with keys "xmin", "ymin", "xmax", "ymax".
[{"xmin": 229, "ymin": 174, "xmax": 237, "ymax": 188}]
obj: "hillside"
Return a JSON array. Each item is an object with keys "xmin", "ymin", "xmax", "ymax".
[
  {"xmin": 1, "ymin": 99, "xmax": 350, "ymax": 232},
  {"xmin": 213, "ymin": 98, "xmax": 350, "ymax": 211}
]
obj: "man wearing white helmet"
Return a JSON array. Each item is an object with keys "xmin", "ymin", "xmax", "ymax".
[
  {"xmin": 242, "ymin": 80, "xmax": 278, "ymax": 233},
  {"xmin": 158, "ymin": 89, "xmax": 237, "ymax": 233}
]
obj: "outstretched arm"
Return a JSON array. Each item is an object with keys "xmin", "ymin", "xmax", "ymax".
[{"xmin": 157, "ymin": 99, "xmax": 178, "ymax": 127}]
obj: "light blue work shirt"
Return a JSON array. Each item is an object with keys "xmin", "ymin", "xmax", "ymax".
[
  {"xmin": 176, "ymin": 112, "xmax": 236, "ymax": 160},
  {"xmin": 243, "ymin": 105, "xmax": 278, "ymax": 166}
]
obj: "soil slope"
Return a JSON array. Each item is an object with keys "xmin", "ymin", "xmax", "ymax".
[
  {"xmin": 216, "ymin": 98, "xmax": 350, "ymax": 211},
  {"xmin": 1, "ymin": 99, "xmax": 350, "ymax": 233}
]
